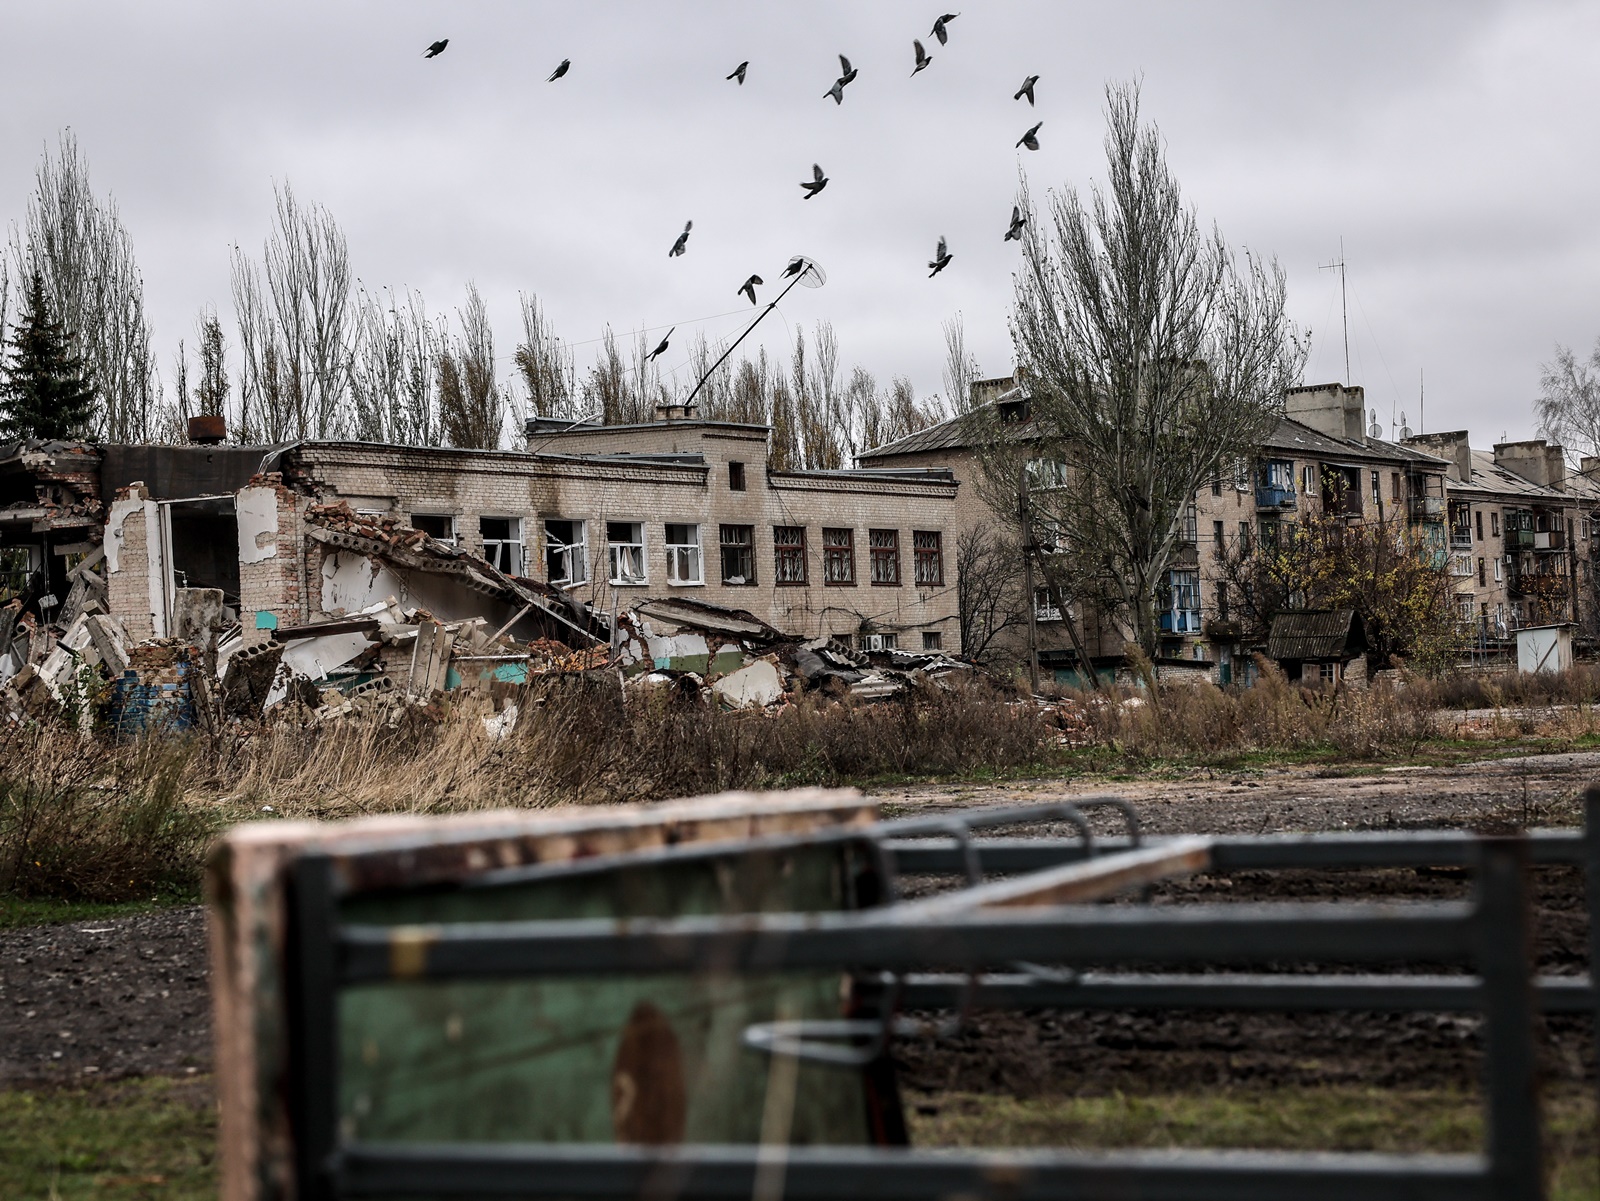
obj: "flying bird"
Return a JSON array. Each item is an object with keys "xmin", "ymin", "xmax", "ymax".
[
  {"xmin": 1004, "ymin": 205, "xmax": 1026, "ymax": 242},
  {"xmin": 928, "ymin": 236, "xmax": 952, "ymax": 278},
  {"xmin": 1016, "ymin": 121, "xmax": 1042, "ymax": 151},
  {"xmin": 931, "ymin": 13, "xmax": 959, "ymax": 45},
  {"xmin": 668, "ymin": 221, "xmax": 692, "ymax": 258},
  {"xmin": 422, "ymin": 39, "xmax": 449, "ymax": 59},
  {"xmin": 738, "ymin": 274, "xmax": 763, "ymax": 305},
  {"xmin": 727, "ymin": 61, "xmax": 748, "ymax": 85},
  {"xmin": 838, "ymin": 54, "xmax": 857, "ymax": 85},
  {"xmin": 548, "ymin": 58, "xmax": 571, "ymax": 81},
  {"xmin": 782, "ymin": 256, "xmax": 809, "ymax": 278},
  {"xmin": 824, "ymin": 78, "xmax": 845, "ymax": 105},
  {"xmin": 1014, "ymin": 74, "xmax": 1038, "ymax": 105},
  {"xmin": 911, "ymin": 39, "xmax": 931, "ymax": 76},
  {"xmin": 800, "ymin": 163, "xmax": 829, "ymax": 199},
  {"xmin": 647, "ymin": 328, "xmax": 674, "ymax": 362}
]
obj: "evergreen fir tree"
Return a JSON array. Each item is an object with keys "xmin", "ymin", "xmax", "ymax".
[{"xmin": 0, "ymin": 271, "xmax": 97, "ymax": 441}]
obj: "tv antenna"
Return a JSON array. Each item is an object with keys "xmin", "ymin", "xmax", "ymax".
[{"xmin": 1319, "ymin": 238, "xmax": 1350, "ymax": 386}]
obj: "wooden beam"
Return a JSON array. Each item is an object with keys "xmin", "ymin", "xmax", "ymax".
[{"xmin": 897, "ymin": 837, "xmax": 1213, "ymax": 918}]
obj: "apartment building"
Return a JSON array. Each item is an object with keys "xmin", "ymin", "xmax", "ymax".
[{"xmin": 1401, "ymin": 431, "xmax": 1596, "ymax": 640}]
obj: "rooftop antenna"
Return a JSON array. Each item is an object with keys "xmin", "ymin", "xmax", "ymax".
[
  {"xmin": 1399, "ymin": 410, "xmax": 1413, "ymax": 439},
  {"xmin": 1319, "ymin": 238, "xmax": 1350, "ymax": 386},
  {"xmin": 1418, "ymin": 367, "xmax": 1424, "ymax": 435},
  {"xmin": 1368, "ymin": 407, "xmax": 1382, "ymax": 440}
]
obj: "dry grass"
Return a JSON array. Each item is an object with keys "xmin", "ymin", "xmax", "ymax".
[{"xmin": 1071, "ymin": 660, "xmax": 1436, "ymax": 761}]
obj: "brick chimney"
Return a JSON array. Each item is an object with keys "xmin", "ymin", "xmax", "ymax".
[
  {"xmin": 1285, "ymin": 382, "xmax": 1366, "ymax": 444},
  {"xmin": 1403, "ymin": 430, "xmax": 1472, "ymax": 483},
  {"xmin": 1493, "ymin": 439, "xmax": 1567, "ymax": 491}
]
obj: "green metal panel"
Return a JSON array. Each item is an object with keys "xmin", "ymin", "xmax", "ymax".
[{"xmin": 335, "ymin": 841, "xmax": 887, "ymax": 1148}]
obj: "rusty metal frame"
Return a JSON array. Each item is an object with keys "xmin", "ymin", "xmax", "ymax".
[{"xmin": 282, "ymin": 796, "xmax": 1584, "ymax": 1201}]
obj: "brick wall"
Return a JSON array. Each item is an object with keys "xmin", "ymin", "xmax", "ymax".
[{"xmin": 289, "ymin": 436, "xmax": 963, "ymax": 651}]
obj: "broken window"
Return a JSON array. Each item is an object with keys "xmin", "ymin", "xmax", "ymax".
[
  {"xmin": 480, "ymin": 517, "xmax": 524, "ymax": 576},
  {"xmin": 728, "ymin": 461, "xmax": 746, "ymax": 491},
  {"xmin": 912, "ymin": 530, "xmax": 943, "ymax": 586},
  {"xmin": 1024, "ymin": 458, "xmax": 1067, "ymax": 491},
  {"xmin": 774, "ymin": 525, "xmax": 806, "ymax": 585},
  {"xmin": 665, "ymin": 523, "xmax": 703, "ymax": 585},
  {"xmin": 1033, "ymin": 587, "xmax": 1062, "ymax": 622},
  {"xmin": 0, "ymin": 547, "xmax": 37, "ymax": 600},
  {"xmin": 607, "ymin": 521, "xmax": 646, "ymax": 585},
  {"xmin": 869, "ymin": 529, "xmax": 900, "ymax": 585},
  {"xmin": 719, "ymin": 524, "xmax": 754, "ymax": 585},
  {"xmin": 544, "ymin": 519, "xmax": 588, "ymax": 585},
  {"xmin": 822, "ymin": 527, "xmax": 854, "ymax": 585},
  {"xmin": 922, "ymin": 630, "xmax": 942, "ymax": 651},
  {"xmin": 411, "ymin": 513, "xmax": 455, "ymax": 542}
]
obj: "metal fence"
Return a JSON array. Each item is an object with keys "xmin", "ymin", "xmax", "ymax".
[{"xmin": 283, "ymin": 791, "xmax": 1600, "ymax": 1201}]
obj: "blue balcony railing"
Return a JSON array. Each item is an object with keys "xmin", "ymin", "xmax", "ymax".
[{"xmin": 1255, "ymin": 484, "xmax": 1296, "ymax": 510}]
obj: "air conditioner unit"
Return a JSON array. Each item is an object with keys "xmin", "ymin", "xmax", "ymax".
[{"xmin": 860, "ymin": 634, "xmax": 888, "ymax": 652}]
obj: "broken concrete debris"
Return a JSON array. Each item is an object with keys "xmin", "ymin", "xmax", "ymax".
[{"xmin": 0, "ymin": 501, "xmax": 977, "ymax": 732}]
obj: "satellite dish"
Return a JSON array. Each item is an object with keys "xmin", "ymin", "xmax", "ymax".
[
  {"xmin": 1369, "ymin": 421, "xmax": 1383, "ymax": 439},
  {"xmin": 794, "ymin": 256, "xmax": 826, "ymax": 288},
  {"xmin": 1399, "ymin": 411, "xmax": 1413, "ymax": 439}
]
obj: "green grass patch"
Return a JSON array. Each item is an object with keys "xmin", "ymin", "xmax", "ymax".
[
  {"xmin": 0, "ymin": 896, "xmax": 171, "ymax": 930},
  {"xmin": 0, "ymin": 1076, "xmax": 216, "ymax": 1200},
  {"xmin": 909, "ymin": 1086, "xmax": 1598, "ymax": 1201}
]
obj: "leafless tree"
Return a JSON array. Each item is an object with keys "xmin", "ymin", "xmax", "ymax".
[
  {"xmin": 13, "ymin": 130, "xmax": 159, "ymax": 441},
  {"xmin": 195, "ymin": 308, "xmax": 229, "ymax": 420},
  {"xmin": 942, "ymin": 313, "xmax": 982, "ymax": 412},
  {"xmin": 230, "ymin": 181, "xmax": 354, "ymax": 441},
  {"xmin": 1535, "ymin": 336, "xmax": 1600, "ymax": 458},
  {"xmin": 956, "ymin": 525, "xmax": 1028, "ymax": 664},
  {"xmin": 512, "ymin": 292, "xmax": 575, "ymax": 420},
  {"xmin": 351, "ymin": 286, "xmax": 439, "ymax": 445},
  {"xmin": 990, "ymin": 81, "xmax": 1303, "ymax": 657},
  {"xmin": 436, "ymin": 282, "xmax": 504, "ymax": 449}
]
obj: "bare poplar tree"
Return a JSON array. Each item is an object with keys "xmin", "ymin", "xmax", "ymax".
[
  {"xmin": 351, "ymin": 286, "xmax": 438, "ymax": 445},
  {"xmin": 988, "ymin": 81, "xmax": 1302, "ymax": 657},
  {"xmin": 513, "ymin": 292, "xmax": 575, "ymax": 420},
  {"xmin": 436, "ymin": 282, "xmax": 504, "ymax": 449},
  {"xmin": 1535, "ymin": 336, "xmax": 1600, "ymax": 458},
  {"xmin": 15, "ymin": 131, "xmax": 158, "ymax": 441},
  {"xmin": 195, "ymin": 308, "xmax": 229, "ymax": 419},
  {"xmin": 230, "ymin": 181, "xmax": 354, "ymax": 441},
  {"xmin": 941, "ymin": 313, "xmax": 981, "ymax": 411},
  {"xmin": 956, "ymin": 526, "xmax": 1028, "ymax": 664}
]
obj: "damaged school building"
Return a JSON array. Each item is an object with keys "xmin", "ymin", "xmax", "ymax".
[{"xmin": 0, "ymin": 410, "xmax": 965, "ymax": 723}]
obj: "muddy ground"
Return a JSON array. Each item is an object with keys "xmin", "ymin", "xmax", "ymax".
[{"xmin": 1, "ymin": 749, "xmax": 1595, "ymax": 1093}]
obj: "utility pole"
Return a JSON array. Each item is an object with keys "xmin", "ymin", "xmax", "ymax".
[{"xmin": 1319, "ymin": 239, "xmax": 1350, "ymax": 386}]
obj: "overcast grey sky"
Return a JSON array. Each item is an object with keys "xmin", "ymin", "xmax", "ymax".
[{"xmin": 2, "ymin": 1, "xmax": 1596, "ymax": 443}]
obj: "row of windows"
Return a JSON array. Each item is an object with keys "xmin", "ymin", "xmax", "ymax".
[{"xmin": 409, "ymin": 514, "xmax": 944, "ymax": 589}]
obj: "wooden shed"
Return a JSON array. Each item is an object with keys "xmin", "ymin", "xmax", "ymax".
[{"xmin": 1265, "ymin": 609, "xmax": 1368, "ymax": 687}]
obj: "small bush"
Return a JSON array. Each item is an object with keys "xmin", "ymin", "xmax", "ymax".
[
  {"xmin": 1408, "ymin": 664, "xmax": 1600, "ymax": 710},
  {"xmin": 0, "ymin": 728, "xmax": 213, "ymax": 902}
]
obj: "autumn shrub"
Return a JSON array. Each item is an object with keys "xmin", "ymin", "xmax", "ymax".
[{"xmin": 0, "ymin": 727, "xmax": 212, "ymax": 902}]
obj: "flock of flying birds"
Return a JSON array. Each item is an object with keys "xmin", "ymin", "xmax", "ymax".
[{"xmin": 422, "ymin": 15, "xmax": 1042, "ymax": 360}]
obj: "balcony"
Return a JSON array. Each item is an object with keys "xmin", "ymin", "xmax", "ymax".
[
  {"xmin": 1322, "ymin": 490, "xmax": 1363, "ymax": 519},
  {"xmin": 1255, "ymin": 484, "xmax": 1296, "ymax": 510},
  {"xmin": 1534, "ymin": 529, "xmax": 1566, "ymax": 551},
  {"xmin": 1449, "ymin": 530, "xmax": 1473, "ymax": 550},
  {"xmin": 1161, "ymin": 608, "xmax": 1203, "ymax": 635},
  {"xmin": 1506, "ymin": 528, "xmax": 1536, "ymax": 551},
  {"xmin": 1408, "ymin": 496, "xmax": 1444, "ymax": 520}
]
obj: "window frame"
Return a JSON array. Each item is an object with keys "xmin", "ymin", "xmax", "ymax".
[
  {"xmin": 606, "ymin": 520, "xmax": 648, "ymax": 586},
  {"xmin": 544, "ymin": 518, "xmax": 589, "ymax": 585},
  {"xmin": 868, "ymin": 528, "xmax": 901, "ymax": 586},
  {"xmin": 773, "ymin": 525, "xmax": 807, "ymax": 586},
  {"xmin": 921, "ymin": 630, "xmax": 943, "ymax": 651},
  {"xmin": 664, "ymin": 522, "xmax": 703, "ymax": 587},
  {"xmin": 912, "ymin": 530, "xmax": 943, "ymax": 586},
  {"xmin": 822, "ymin": 527, "xmax": 855, "ymax": 586},
  {"xmin": 411, "ymin": 512, "xmax": 457, "ymax": 543},
  {"xmin": 728, "ymin": 461, "xmax": 747, "ymax": 491},
  {"xmin": 479, "ymin": 516, "xmax": 525, "ymax": 577},
  {"xmin": 718, "ymin": 523, "xmax": 756, "ymax": 586}
]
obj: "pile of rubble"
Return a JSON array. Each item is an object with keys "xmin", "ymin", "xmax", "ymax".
[
  {"xmin": 616, "ymin": 596, "xmax": 974, "ymax": 711},
  {"xmin": 0, "ymin": 501, "xmax": 980, "ymax": 735}
]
